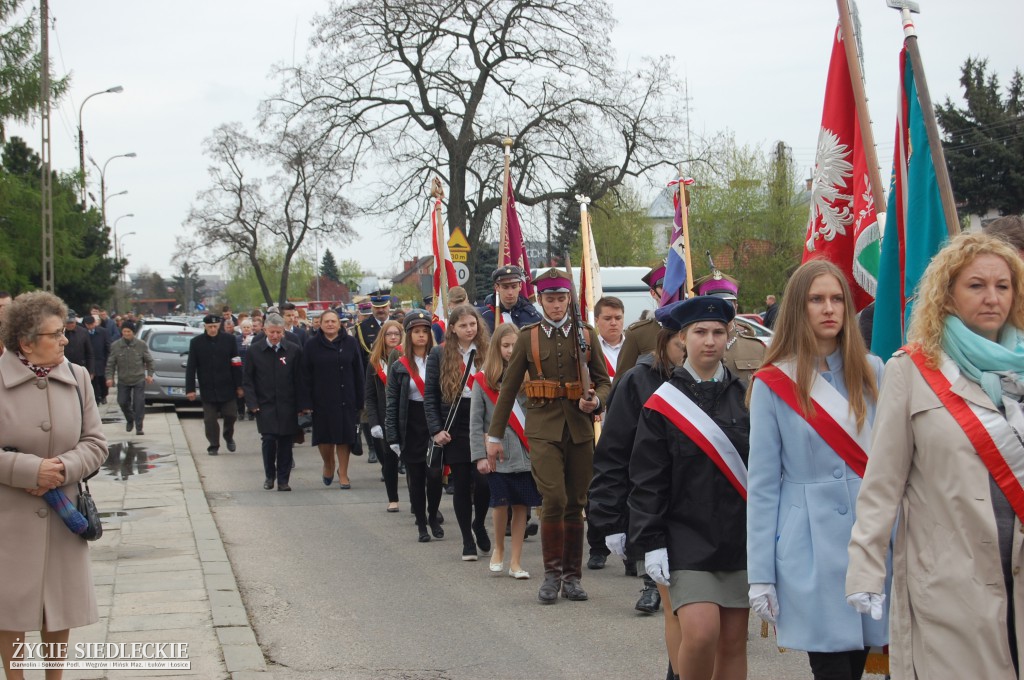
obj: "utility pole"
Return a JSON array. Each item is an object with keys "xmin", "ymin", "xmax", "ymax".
[{"xmin": 40, "ymin": 0, "xmax": 54, "ymax": 292}]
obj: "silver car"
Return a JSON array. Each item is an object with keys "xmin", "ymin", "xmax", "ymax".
[{"xmin": 142, "ymin": 326, "xmax": 203, "ymax": 404}]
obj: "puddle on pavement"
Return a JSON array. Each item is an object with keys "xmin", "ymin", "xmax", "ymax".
[
  {"xmin": 98, "ymin": 511, "xmax": 129, "ymax": 519},
  {"xmin": 102, "ymin": 441, "xmax": 171, "ymax": 481}
]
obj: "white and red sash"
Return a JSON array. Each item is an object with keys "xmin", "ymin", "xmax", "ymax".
[
  {"xmin": 906, "ymin": 346, "xmax": 1024, "ymax": 523},
  {"xmin": 644, "ymin": 382, "xmax": 747, "ymax": 500},
  {"xmin": 398, "ymin": 356, "xmax": 426, "ymax": 398},
  {"xmin": 755, "ymin": 360, "xmax": 871, "ymax": 478},
  {"xmin": 462, "ymin": 361, "xmax": 477, "ymax": 390},
  {"xmin": 376, "ymin": 360, "xmax": 388, "ymax": 386},
  {"xmin": 605, "ymin": 355, "xmax": 616, "ymax": 380},
  {"xmin": 474, "ymin": 370, "xmax": 530, "ymax": 452}
]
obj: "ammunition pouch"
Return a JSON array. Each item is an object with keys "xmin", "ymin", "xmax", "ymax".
[{"xmin": 524, "ymin": 379, "xmax": 560, "ymax": 400}]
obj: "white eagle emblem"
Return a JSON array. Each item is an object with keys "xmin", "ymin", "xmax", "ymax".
[{"xmin": 805, "ymin": 127, "xmax": 854, "ymax": 251}]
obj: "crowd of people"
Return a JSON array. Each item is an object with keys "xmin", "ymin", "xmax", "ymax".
[{"xmin": 6, "ymin": 214, "xmax": 1024, "ymax": 679}]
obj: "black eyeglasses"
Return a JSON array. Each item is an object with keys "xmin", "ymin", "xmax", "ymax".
[{"xmin": 38, "ymin": 329, "xmax": 67, "ymax": 340}]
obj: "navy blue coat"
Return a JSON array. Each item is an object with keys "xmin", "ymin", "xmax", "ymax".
[
  {"xmin": 243, "ymin": 338, "xmax": 303, "ymax": 436},
  {"xmin": 87, "ymin": 328, "xmax": 111, "ymax": 378},
  {"xmin": 479, "ymin": 293, "xmax": 541, "ymax": 332},
  {"xmin": 299, "ymin": 332, "xmax": 364, "ymax": 446}
]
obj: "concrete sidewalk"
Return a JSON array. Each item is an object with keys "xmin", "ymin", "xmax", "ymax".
[{"xmin": 27, "ymin": 403, "xmax": 268, "ymax": 680}]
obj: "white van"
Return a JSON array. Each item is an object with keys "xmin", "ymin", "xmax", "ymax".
[{"xmin": 532, "ymin": 266, "xmax": 655, "ymax": 326}]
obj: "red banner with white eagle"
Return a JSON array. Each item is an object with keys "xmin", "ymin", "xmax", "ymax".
[{"xmin": 803, "ymin": 24, "xmax": 880, "ymax": 312}]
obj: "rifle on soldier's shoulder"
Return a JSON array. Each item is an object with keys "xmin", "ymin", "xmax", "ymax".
[{"xmin": 562, "ymin": 252, "xmax": 592, "ymax": 399}]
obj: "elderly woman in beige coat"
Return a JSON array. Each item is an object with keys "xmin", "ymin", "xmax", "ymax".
[
  {"xmin": 0, "ymin": 291, "xmax": 107, "ymax": 679},
  {"xmin": 848, "ymin": 233, "xmax": 1024, "ymax": 680}
]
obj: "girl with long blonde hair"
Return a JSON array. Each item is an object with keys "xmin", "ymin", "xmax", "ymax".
[
  {"xmin": 425, "ymin": 304, "xmax": 490, "ymax": 561},
  {"xmin": 365, "ymin": 319, "xmax": 404, "ymax": 512}
]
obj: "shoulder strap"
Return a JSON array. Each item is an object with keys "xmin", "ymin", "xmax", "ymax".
[{"xmin": 531, "ymin": 325, "xmax": 543, "ymax": 378}]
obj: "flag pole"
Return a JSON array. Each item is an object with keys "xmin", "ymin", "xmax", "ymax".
[
  {"xmin": 499, "ymin": 138, "xmax": 513, "ymax": 265},
  {"xmin": 431, "ymin": 177, "xmax": 450, "ymax": 304},
  {"xmin": 677, "ymin": 165, "xmax": 695, "ymax": 297},
  {"xmin": 837, "ymin": 0, "xmax": 885, "ymax": 209},
  {"xmin": 887, "ymin": 1, "xmax": 960, "ymax": 237}
]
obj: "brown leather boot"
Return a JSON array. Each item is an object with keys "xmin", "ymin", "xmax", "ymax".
[
  {"xmin": 537, "ymin": 521, "xmax": 564, "ymax": 604},
  {"xmin": 561, "ymin": 520, "xmax": 588, "ymax": 601}
]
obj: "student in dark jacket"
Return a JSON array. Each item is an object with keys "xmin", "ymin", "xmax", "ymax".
[
  {"xmin": 425, "ymin": 305, "xmax": 490, "ymax": 562},
  {"xmin": 299, "ymin": 309, "xmax": 364, "ymax": 489},
  {"xmin": 385, "ymin": 311, "xmax": 442, "ymax": 542},
  {"xmin": 364, "ymin": 319, "xmax": 404, "ymax": 512},
  {"xmin": 62, "ymin": 313, "xmax": 93, "ymax": 373},
  {"xmin": 186, "ymin": 314, "xmax": 243, "ymax": 455},
  {"xmin": 243, "ymin": 313, "xmax": 303, "ymax": 491},
  {"xmin": 478, "ymin": 265, "xmax": 542, "ymax": 332},
  {"xmin": 628, "ymin": 297, "xmax": 750, "ymax": 680},
  {"xmin": 83, "ymin": 315, "xmax": 112, "ymax": 404},
  {"xmin": 588, "ymin": 302, "xmax": 688, "ymax": 678}
]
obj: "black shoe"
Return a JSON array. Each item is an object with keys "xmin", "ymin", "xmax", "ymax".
[
  {"xmin": 125, "ymin": 421, "xmax": 134, "ymax": 432},
  {"xmin": 418, "ymin": 525, "xmax": 431, "ymax": 542},
  {"xmin": 436, "ymin": 510, "xmax": 444, "ymax": 525},
  {"xmin": 538, "ymin": 577, "xmax": 561, "ymax": 604},
  {"xmin": 624, "ymin": 559, "xmax": 638, "ymax": 577},
  {"xmin": 208, "ymin": 447, "xmax": 219, "ymax": 456},
  {"xmin": 561, "ymin": 579, "xmax": 589, "ymax": 601},
  {"xmin": 635, "ymin": 580, "xmax": 661, "ymax": 613},
  {"xmin": 368, "ymin": 452, "xmax": 378, "ymax": 464},
  {"xmin": 429, "ymin": 516, "xmax": 444, "ymax": 539},
  {"xmin": 474, "ymin": 525, "xmax": 491, "ymax": 554},
  {"xmin": 444, "ymin": 483, "xmax": 455, "ymax": 495},
  {"xmin": 277, "ymin": 483, "xmax": 291, "ymax": 491},
  {"xmin": 462, "ymin": 542, "xmax": 478, "ymax": 561},
  {"xmin": 225, "ymin": 439, "xmax": 236, "ymax": 452},
  {"xmin": 525, "ymin": 521, "xmax": 539, "ymax": 538},
  {"xmin": 263, "ymin": 479, "xmax": 274, "ymax": 490},
  {"xmin": 135, "ymin": 429, "xmax": 144, "ymax": 436},
  {"xmin": 398, "ymin": 462, "xmax": 406, "ymax": 475},
  {"xmin": 587, "ymin": 553, "xmax": 607, "ymax": 570}
]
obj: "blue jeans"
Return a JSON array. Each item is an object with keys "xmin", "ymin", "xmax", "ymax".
[{"xmin": 261, "ymin": 433, "xmax": 294, "ymax": 484}]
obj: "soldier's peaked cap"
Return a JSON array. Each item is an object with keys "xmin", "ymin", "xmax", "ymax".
[{"xmin": 534, "ymin": 268, "xmax": 572, "ymax": 294}]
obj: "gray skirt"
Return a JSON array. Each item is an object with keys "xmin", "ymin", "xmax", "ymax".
[{"xmin": 667, "ymin": 569, "xmax": 749, "ymax": 612}]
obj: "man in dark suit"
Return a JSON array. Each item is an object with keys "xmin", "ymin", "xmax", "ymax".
[
  {"xmin": 62, "ymin": 311, "xmax": 94, "ymax": 373},
  {"xmin": 186, "ymin": 314, "xmax": 243, "ymax": 455},
  {"xmin": 280, "ymin": 302, "xmax": 308, "ymax": 346},
  {"xmin": 243, "ymin": 313, "xmax": 304, "ymax": 491},
  {"xmin": 83, "ymin": 315, "xmax": 112, "ymax": 404},
  {"xmin": 355, "ymin": 291, "xmax": 392, "ymax": 462}
]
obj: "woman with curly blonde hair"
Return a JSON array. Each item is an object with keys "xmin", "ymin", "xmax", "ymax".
[
  {"xmin": 848, "ymin": 232, "xmax": 1024, "ymax": 679},
  {"xmin": 425, "ymin": 304, "xmax": 490, "ymax": 560}
]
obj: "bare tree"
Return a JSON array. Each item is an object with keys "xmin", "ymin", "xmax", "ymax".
[
  {"xmin": 175, "ymin": 121, "xmax": 355, "ymax": 305},
  {"xmin": 271, "ymin": 0, "xmax": 694, "ymax": 298}
]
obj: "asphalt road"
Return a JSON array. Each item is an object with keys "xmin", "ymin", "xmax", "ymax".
[{"xmin": 179, "ymin": 410, "xmax": 815, "ymax": 679}]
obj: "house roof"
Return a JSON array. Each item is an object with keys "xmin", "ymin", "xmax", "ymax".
[{"xmin": 392, "ymin": 255, "xmax": 434, "ymax": 284}]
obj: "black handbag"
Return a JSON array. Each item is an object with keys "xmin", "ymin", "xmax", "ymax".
[
  {"xmin": 77, "ymin": 471, "xmax": 103, "ymax": 541},
  {"xmin": 426, "ymin": 349, "xmax": 476, "ymax": 468}
]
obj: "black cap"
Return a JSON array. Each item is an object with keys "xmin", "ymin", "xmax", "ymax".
[
  {"xmin": 404, "ymin": 310, "xmax": 432, "ymax": 331},
  {"xmin": 492, "ymin": 265, "xmax": 525, "ymax": 284},
  {"xmin": 202, "ymin": 314, "xmax": 220, "ymax": 324},
  {"xmin": 121, "ymin": 320, "xmax": 137, "ymax": 333},
  {"xmin": 662, "ymin": 296, "xmax": 735, "ymax": 331}
]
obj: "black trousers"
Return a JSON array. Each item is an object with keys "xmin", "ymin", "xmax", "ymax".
[
  {"xmin": 448, "ymin": 461, "xmax": 490, "ymax": 544},
  {"xmin": 373, "ymin": 436, "xmax": 399, "ymax": 503},
  {"xmin": 202, "ymin": 399, "xmax": 237, "ymax": 450},
  {"xmin": 92, "ymin": 374, "xmax": 108, "ymax": 402},
  {"xmin": 405, "ymin": 460, "xmax": 443, "ymax": 527},
  {"xmin": 806, "ymin": 649, "xmax": 869, "ymax": 680},
  {"xmin": 261, "ymin": 433, "xmax": 294, "ymax": 484},
  {"xmin": 585, "ymin": 498, "xmax": 610, "ymax": 557},
  {"xmin": 117, "ymin": 382, "xmax": 146, "ymax": 429}
]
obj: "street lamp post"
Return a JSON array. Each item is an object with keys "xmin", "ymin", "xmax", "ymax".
[
  {"xmin": 113, "ymin": 216, "xmax": 135, "ymax": 312},
  {"xmin": 89, "ymin": 152, "xmax": 137, "ymax": 229},
  {"xmin": 77, "ymin": 85, "xmax": 124, "ymax": 205}
]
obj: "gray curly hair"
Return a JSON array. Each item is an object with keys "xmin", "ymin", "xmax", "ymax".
[{"xmin": 0, "ymin": 291, "xmax": 68, "ymax": 351}]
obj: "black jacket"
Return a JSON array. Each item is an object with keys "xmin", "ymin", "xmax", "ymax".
[
  {"xmin": 64, "ymin": 325, "xmax": 94, "ymax": 373},
  {"xmin": 479, "ymin": 293, "xmax": 542, "ymax": 332},
  {"xmin": 424, "ymin": 344, "xmax": 479, "ymax": 436},
  {"xmin": 243, "ymin": 338, "xmax": 303, "ymax": 436},
  {"xmin": 87, "ymin": 328, "xmax": 111, "ymax": 377},
  {"xmin": 384, "ymin": 355, "xmax": 428, "ymax": 461},
  {"xmin": 628, "ymin": 365, "xmax": 749, "ymax": 572},
  {"xmin": 364, "ymin": 351, "xmax": 397, "ymax": 431},
  {"xmin": 355, "ymin": 316, "xmax": 385, "ymax": 366},
  {"xmin": 589, "ymin": 354, "xmax": 672, "ymax": 538},
  {"xmin": 185, "ymin": 331, "xmax": 242, "ymax": 402}
]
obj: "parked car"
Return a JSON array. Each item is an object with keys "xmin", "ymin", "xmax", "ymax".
[
  {"xmin": 737, "ymin": 312, "xmax": 764, "ymax": 326},
  {"xmin": 143, "ymin": 326, "xmax": 203, "ymax": 404}
]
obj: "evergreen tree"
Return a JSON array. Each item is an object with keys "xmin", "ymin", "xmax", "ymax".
[
  {"xmin": 937, "ymin": 58, "xmax": 1024, "ymax": 217},
  {"xmin": 320, "ymin": 248, "xmax": 341, "ymax": 282}
]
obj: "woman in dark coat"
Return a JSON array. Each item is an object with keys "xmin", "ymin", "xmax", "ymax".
[
  {"xmin": 365, "ymin": 319, "xmax": 404, "ymax": 511},
  {"xmin": 300, "ymin": 309, "xmax": 364, "ymax": 489}
]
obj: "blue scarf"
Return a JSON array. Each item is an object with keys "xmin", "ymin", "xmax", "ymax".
[{"xmin": 942, "ymin": 317, "xmax": 1024, "ymax": 408}]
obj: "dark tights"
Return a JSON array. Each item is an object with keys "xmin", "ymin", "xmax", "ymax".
[
  {"xmin": 448, "ymin": 462, "xmax": 490, "ymax": 544},
  {"xmin": 807, "ymin": 649, "xmax": 869, "ymax": 680},
  {"xmin": 374, "ymin": 437, "xmax": 400, "ymax": 503}
]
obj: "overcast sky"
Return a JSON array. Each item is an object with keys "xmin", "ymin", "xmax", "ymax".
[{"xmin": 8, "ymin": 0, "xmax": 1022, "ymax": 280}]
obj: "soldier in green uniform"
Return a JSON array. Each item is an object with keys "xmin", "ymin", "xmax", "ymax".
[
  {"xmin": 615, "ymin": 263, "xmax": 665, "ymax": 375},
  {"xmin": 486, "ymin": 268, "xmax": 612, "ymax": 604},
  {"xmin": 690, "ymin": 267, "xmax": 766, "ymax": 382}
]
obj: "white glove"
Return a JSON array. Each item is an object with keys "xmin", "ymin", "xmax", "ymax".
[
  {"xmin": 370, "ymin": 425, "xmax": 383, "ymax": 439},
  {"xmin": 605, "ymin": 533, "xmax": 627, "ymax": 558},
  {"xmin": 390, "ymin": 444, "xmax": 401, "ymax": 457},
  {"xmin": 749, "ymin": 583, "xmax": 779, "ymax": 624},
  {"xmin": 643, "ymin": 548, "xmax": 670, "ymax": 586},
  {"xmin": 847, "ymin": 592, "xmax": 885, "ymax": 621}
]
